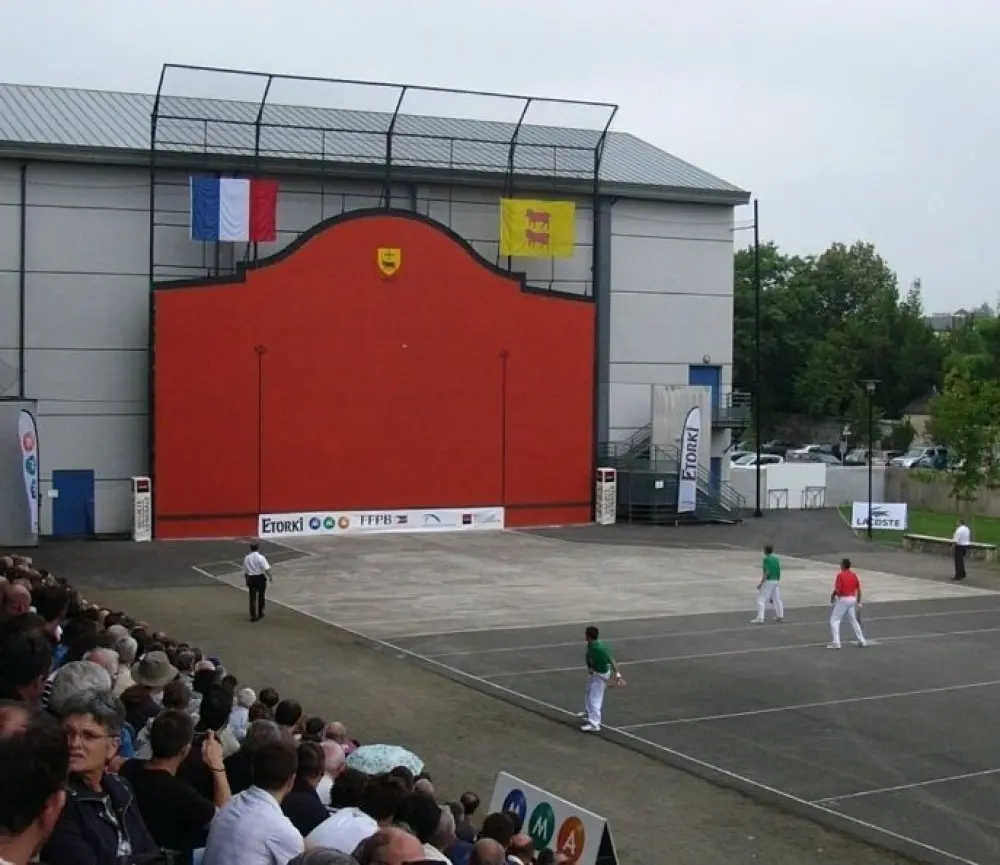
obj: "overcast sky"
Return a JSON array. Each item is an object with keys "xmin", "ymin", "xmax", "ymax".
[{"xmin": 2, "ymin": 0, "xmax": 996, "ymax": 311}]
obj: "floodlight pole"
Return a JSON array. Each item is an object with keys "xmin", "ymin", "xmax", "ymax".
[
  {"xmin": 862, "ymin": 379, "xmax": 879, "ymax": 539},
  {"xmin": 733, "ymin": 199, "xmax": 762, "ymax": 517},
  {"xmin": 753, "ymin": 200, "xmax": 762, "ymax": 518}
]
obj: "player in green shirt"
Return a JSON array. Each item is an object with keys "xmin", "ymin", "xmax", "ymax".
[
  {"xmin": 752, "ymin": 544, "xmax": 785, "ymax": 624},
  {"xmin": 577, "ymin": 625, "xmax": 624, "ymax": 732}
]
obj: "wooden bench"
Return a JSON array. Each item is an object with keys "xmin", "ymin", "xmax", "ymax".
[{"xmin": 902, "ymin": 533, "xmax": 998, "ymax": 563}]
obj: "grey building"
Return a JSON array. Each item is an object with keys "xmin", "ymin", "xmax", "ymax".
[{"xmin": 0, "ymin": 74, "xmax": 749, "ymax": 539}]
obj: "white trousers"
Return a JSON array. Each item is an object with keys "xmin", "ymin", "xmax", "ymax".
[
  {"xmin": 830, "ymin": 596, "xmax": 866, "ymax": 646},
  {"xmin": 756, "ymin": 581, "xmax": 784, "ymax": 620},
  {"xmin": 585, "ymin": 670, "xmax": 611, "ymax": 727}
]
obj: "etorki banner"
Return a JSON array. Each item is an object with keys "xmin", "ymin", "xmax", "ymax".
[{"xmin": 18, "ymin": 409, "xmax": 39, "ymax": 535}]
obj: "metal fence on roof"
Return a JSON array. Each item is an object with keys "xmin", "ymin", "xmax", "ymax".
[{"xmin": 151, "ymin": 64, "xmax": 619, "ymax": 200}]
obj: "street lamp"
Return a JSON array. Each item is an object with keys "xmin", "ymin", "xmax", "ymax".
[
  {"xmin": 733, "ymin": 200, "xmax": 763, "ymax": 517},
  {"xmin": 861, "ymin": 379, "xmax": 879, "ymax": 539},
  {"xmin": 752, "ymin": 200, "xmax": 762, "ymax": 518}
]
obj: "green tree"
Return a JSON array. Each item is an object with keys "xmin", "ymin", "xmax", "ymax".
[
  {"xmin": 732, "ymin": 240, "xmax": 943, "ymax": 430},
  {"xmin": 928, "ymin": 368, "xmax": 1000, "ymax": 503},
  {"xmin": 884, "ymin": 420, "xmax": 916, "ymax": 453},
  {"xmin": 843, "ymin": 386, "xmax": 885, "ymax": 448}
]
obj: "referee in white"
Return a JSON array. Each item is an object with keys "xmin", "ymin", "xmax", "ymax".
[
  {"xmin": 952, "ymin": 518, "xmax": 971, "ymax": 581},
  {"xmin": 243, "ymin": 542, "xmax": 272, "ymax": 622}
]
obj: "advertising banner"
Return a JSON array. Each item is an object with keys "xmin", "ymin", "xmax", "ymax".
[
  {"xmin": 677, "ymin": 406, "xmax": 701, "ymax": 514},
  {"xmin": 17, "ymin": 410, "xmax": 39, "ymax": 535},
  {"xmin": 851, "ymin": 501, "xmax": 908, "ymax": 531},
  {"xmin": 258, "ymin": 506, "xmax": 505, "ymax": 539},
  {"xmin": 489, "ymin": 772, "xmax": 618, "ymax": 865}
]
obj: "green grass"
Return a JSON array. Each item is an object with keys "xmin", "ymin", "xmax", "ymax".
[{"xmin": 838, "ymin": 506, "xmax": 1000, "ymax": 546}]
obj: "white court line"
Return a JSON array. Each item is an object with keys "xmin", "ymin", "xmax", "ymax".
[
  {"xmin": 620, "ymin": 679, "xmax": 1000, "ymax": 730},
  {"xmin": 423, "ymin": 605, "xmax": 1000, "ymax": 658},
  {"xmin": 483, "ymin": 625, "xmax": 1000, "ymax": 678},
  {"xmin": 815, "ymin": 768, "xmax": 1000, "ymax": 804},
  {"xmin": 179, "ymin": 566, "xmax": 980, "ymax": 865}
]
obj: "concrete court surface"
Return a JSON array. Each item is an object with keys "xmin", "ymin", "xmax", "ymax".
[
  {"xmin": 187, "ymin": 527, "xmax": 1000, "ymax": 864},
  {"xmin": 195, "ymin": 530, "xmax": 994, "ymax": 640}
]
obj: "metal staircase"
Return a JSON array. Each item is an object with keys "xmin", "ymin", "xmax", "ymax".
[{"xmin": 598, "ymin": 427, "xmax": 745, "ymax": 524}]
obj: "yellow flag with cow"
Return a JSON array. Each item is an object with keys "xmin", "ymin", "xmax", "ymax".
[{"xmin": 499, "ymin": 198, "xmax": 576, "ymax": 259}]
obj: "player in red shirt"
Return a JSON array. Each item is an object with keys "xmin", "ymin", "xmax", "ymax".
[{"xmin": 829, "ymin": 558, "xmax": 868, "ymax": 649}]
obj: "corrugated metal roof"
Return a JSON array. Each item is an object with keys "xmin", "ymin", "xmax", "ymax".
[{"xmin": 0, "ymin": 83, "xmax": 748, "ymax": 199}]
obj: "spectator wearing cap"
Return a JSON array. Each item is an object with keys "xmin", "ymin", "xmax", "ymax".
[
  {"xmin": 0, "ymin": 618, "xmax": 53, "ymax": 704},
  {"xmin": 281, "ymin": 741, "xmax": 330, "ymax": 836},
  {"xmin": 0, "ymin": 701, "xmax": 70, "ymax": 865},
  {"xmin": 204, "ymin": 739, "xmax": 303, "ymax": 865},
  {"xmin": 43, "ymin": 691, "xmax": 159, "ymax": 865},
  {"xmin": 128, "ymin": 650, "xmax": 177, "ymax": 730}
]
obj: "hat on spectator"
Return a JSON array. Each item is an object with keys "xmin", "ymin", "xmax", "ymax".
[
  {"xmin": 107, "ymin": 624, "xmax": 129, "ymax": 642},
  {"xmin": 130, "ymin": 650, "xmax": 178, "ymax": 688}
]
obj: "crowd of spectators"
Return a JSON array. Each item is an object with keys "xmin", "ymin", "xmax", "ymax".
[{"xmin": 0, "ymin": 553, "xmax": 570, "ymax": 865}]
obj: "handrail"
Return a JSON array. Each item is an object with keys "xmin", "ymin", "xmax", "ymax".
[{"xmin": 651, "ymin": 444, "xmax": 746, "ymax": 514}]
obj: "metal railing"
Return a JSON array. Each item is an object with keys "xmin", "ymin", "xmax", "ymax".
[
  {"xmin": 597, "ymin": 438, "xmax": 746, "ymax": 519},
  {"xmin": 714, "ymin": 391, "xmax": 752, "ymax": 427},
  {"xmin": 653, "ymin": 444, "xmax": 746, "ymax": 517}
]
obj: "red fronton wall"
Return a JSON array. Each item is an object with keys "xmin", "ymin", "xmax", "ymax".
[{"xmin": 153, "ymin": 211, "xmax": 595, "ymax": 539}]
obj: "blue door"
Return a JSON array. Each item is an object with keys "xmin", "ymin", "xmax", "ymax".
[
  {"xmin": 52, "ymin": 470, "xmax": 95, "ymax": 537},
  {"xmin": 689, "ymin": 365, "xmax": 722, "ymax": 411}
]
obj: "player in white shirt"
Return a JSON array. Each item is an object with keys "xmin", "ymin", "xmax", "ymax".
[
  {"xmin": 243, "ymin": 542, "xmax": 273, "ymax": 622},
  {"xmin": 952, "ymin": 518, "xmax": 971, "ymax": 581}
]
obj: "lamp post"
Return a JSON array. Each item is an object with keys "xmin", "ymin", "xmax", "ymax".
[
  {"xmin": 861, "ymin": 379, "xmax": 879, "ymax": 539},
  {"xmin": 733, "ymin": 200, "xmax": 763, "ymax": 517},
  {"xmin": 752, "ymin": 199, "xmax": 762, "ymax": 517}
]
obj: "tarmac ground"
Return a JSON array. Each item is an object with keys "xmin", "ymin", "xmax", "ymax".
[{"xmin": 41, "ymin": 509, "xmax": 1000, "ymax": 865}]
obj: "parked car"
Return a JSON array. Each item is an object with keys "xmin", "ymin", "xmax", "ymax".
[
  {"xmin": 786, "ymin": 451, "xmax": 840, "ymax": 466},
  {"xmin": 844, "ymin": 449, "xmax": 902, "ymax": 466},
  {"xmin": 890, "ymin": 446, "xmax": 948, "ymax": 469},
  {"xmin": 732, "ymin": 453, "xmax": 784, "ymax": 467},
  {"xmin": 790, "ymin": 443, "xmax": 843, "ymax": 459},
  {"xmin": 761, "ymin": 440, "xmax": 798, "ymax": 456},
  {"xmin": 728, "ymin": 450, "xmax": 753, "ymax": 464}
]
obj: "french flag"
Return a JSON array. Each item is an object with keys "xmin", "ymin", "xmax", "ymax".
[{"xmin": 190, "ymin": 176, "xmax": 278, "ymax": 243}]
